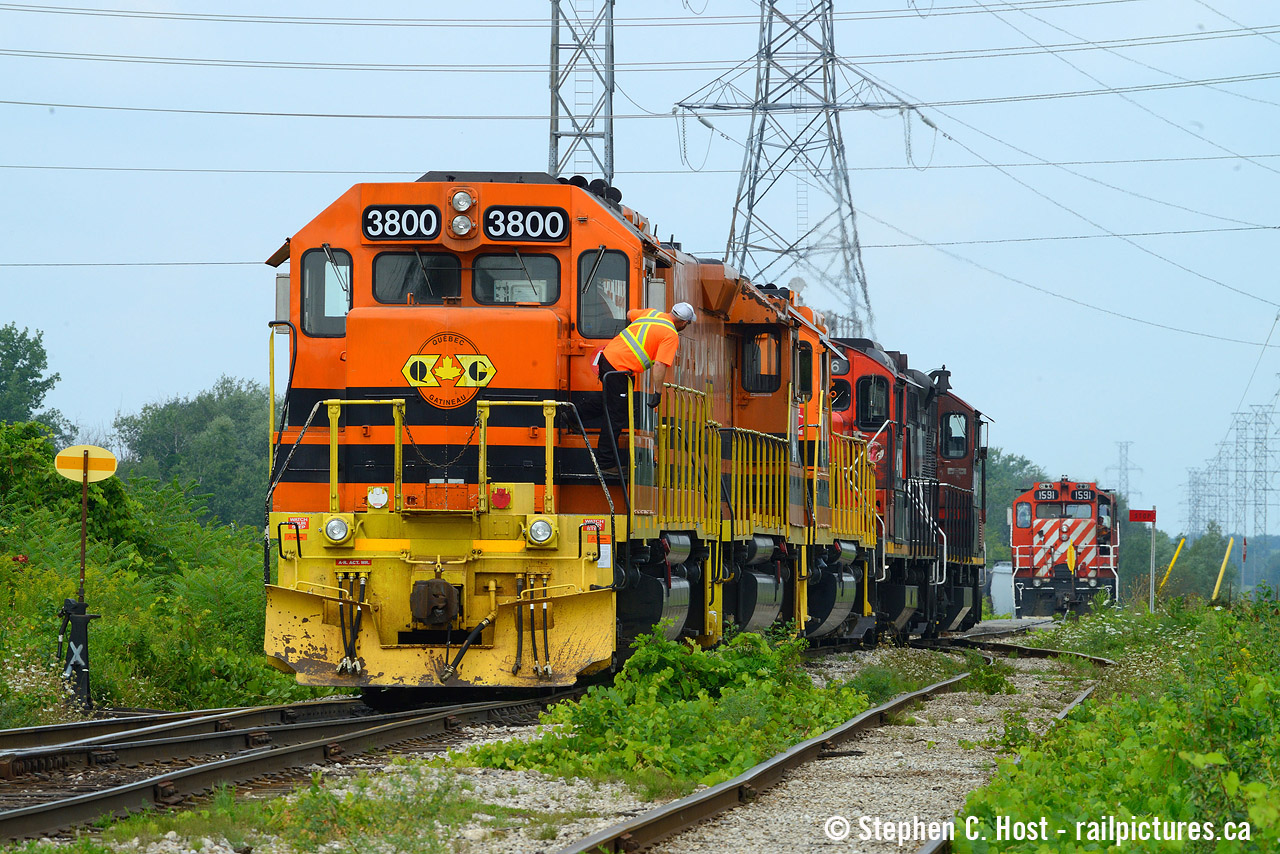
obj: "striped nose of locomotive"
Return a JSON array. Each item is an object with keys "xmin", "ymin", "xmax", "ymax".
[{"xmin": 1032, "ymin": 518, "xmax": 1096, "ymax": 575}]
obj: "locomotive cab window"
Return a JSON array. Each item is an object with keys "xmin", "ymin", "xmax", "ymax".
[
  {"xmin": 473, "ymin": 253, "xmax": 559, "ymax": 305},
  {"xmin": 795, "ymin": 342, "xmax": 813, "ymax": 402},
  {"xmin": 942, "ymin": 412, "xmax": 968, "ymax": 459},
  {"xmin": 856, "ymin": 375, "xmax": 889, "ymax": 431},
  {"xmin": 742, "ymin": 331, "xmax": 781, "ymax": 393},
  {"xmin": 1064, "ymin": 503, "xmax": 1091, "ymax": 519},
  {"xmin": 301, "ymin": 247, "xmax": 351, "ymax": 337},
  {"xmin": 373, "ymin": 252, "xmax": 462, "ymax": 304},
  {"xmin": 830, "ymin": 379, "xmax": 852, "ymax": 412},
  {"xmin": 1035, "ymin": 503, "xmax": 1064, "ymax": 519},
  {"xmin": 1015, "ymin": 501, "xmax": 1031, "ymax": 528},
  {"xmin": 578, "ymin": 249, "xmax": 628, "ymax": 338}
]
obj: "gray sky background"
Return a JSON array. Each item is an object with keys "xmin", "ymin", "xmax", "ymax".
[{"xmin": 2, "ymin": 1, "xmax": 1277, "ymax": 535}]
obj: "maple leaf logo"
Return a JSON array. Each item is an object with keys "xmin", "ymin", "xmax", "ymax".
[{"xmin": 433, "ymin": 356, "xmax": 463, "ymax": 382}]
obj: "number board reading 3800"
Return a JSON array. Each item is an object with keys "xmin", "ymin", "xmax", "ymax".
[
  {"xmin": 483, "ymin": 206, "xmax": 568, "ymax": 242},
  {"xmin": 363, "ymin": 205, "xmax": 441, "ymax": 240}
]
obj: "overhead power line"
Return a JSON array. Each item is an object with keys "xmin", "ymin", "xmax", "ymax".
[
  {"xmin": 3, "ymin": 153, "xmax": 1278, "ymax": 177},
  {"xmin": 0, "ymin": 0, "xmax": 1152, "ymax": 28},
  {"xmin": 855, "ymin": 208, "xmax": 1280, "ymax": 349},
  {"xmin": 4, "ymin": 226, "xmax": 1271, "ymax": 268},
  {"xmin": 1, "ymin": 24, "xmax": 1274, "ymax": 73},
  {"xmin": 5, "ymin": 70, "xmax": 1278, "ymax": 121}
]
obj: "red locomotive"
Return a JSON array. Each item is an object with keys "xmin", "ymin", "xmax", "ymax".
[{"xmin": 1009, "ymin": 478, "xmax": 1119, "ymax": 616}]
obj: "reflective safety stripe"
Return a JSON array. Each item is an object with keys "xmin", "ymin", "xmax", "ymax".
[{"xmin": 616, "ymin": 311, "xmax": 675, "ymax": 370}]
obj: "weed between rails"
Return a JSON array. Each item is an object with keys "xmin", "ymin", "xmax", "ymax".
[{"xmin": 458, "ymin": 628, "xmax": 874, "ymax": 799}]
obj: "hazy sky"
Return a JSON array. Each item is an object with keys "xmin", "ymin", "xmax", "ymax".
[{"xmin": 3, "ymin": 1, "xmax": 1276, "ymax": 535}]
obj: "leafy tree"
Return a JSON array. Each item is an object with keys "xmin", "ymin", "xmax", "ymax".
[
  {"xmin": 982, "ymin": 448, "xmax": 1048, "ymax": 562},
  {"xmin": 0, "ymin": 323, "xmax": 74, "ymax": 442},
  {"xmin": 114, "ymin": 376, "xmax": 268, "ymax": 528}
]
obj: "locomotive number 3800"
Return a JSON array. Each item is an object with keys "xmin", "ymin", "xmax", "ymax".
[
  {"xmin": 362, "ymin": 205, "xmax": 442, "ymax": 240},
  {"xmin": 483, "ymin": 206, "xmax": 568, "ymax": 242}
]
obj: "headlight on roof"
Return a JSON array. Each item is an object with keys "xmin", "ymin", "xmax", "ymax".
[
  {"xmin": 451, "ymin": 214, "xmax": 473, "ymax": 236},
  {"xmin": 451, "ymin": 190, "xmax": 473, "ymax": 212}
]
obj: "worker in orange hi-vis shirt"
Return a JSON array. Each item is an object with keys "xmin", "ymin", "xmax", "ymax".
[{"xmin": 577, "ymin": 301, "xmax": 695, "ymax": 476}]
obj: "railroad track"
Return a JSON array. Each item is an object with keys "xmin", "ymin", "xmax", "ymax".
[
  {"xmin": 0, "ymin": 692, "xmax": 575, "ymax": 840},
  {"xmin": 557, "ymin": 629, "xmax": 1109, "ymax": 854}
]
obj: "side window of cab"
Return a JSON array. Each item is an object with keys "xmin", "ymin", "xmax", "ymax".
[
  {"xmin": 1015, "ymin": 501, "xmax": 1031, "ymax": 528},
  {"xmin": 301, "ymin": 247, "xmax": 351, "ymax": 337}
]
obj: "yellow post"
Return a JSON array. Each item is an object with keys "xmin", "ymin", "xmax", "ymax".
[
  {"xmin": 392, "ymin": 401, "xmax": 405, "ymax": 512},
  {"xmin": 542, "ymin": 401, "xmax": 556, "ymax": 514},
  {"xmin": 268, "ymin": 332, "xmax": 276, "ymax": 476},
  {"xmin": 1157, "ymin": 537, "xmax": 1185, "ymax": 596},
  {"xmin": 1211, "ymin": 537, "xmax": 1235, "ymax": 602},
  {"xmin": 476, "ymin": 402, "xmax": 490, "ymax": 512},
  {"xmin": 326, "ymin": 400, "xmax": 342, "ymax": 512}
]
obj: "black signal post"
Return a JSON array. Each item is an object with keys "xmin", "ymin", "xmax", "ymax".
[{"xmin": 53, "ymin": 445, "xmax": 114, "ymax": 711}]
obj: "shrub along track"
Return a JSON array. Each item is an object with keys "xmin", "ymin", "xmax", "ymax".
[
  {"xmin": 557, "ymin": 638, "xmax": 1110, "ymax": 854},
  {"xmin": 0, "ymin": 693, "xmax": 575, "ymax": 840}
]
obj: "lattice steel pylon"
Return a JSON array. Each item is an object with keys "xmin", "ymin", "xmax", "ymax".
[
  {"xmin": 678, "ymin": 0, "xmax": 910, "ymax": 335},
  {"xmin": 549, "ymin": 0, "xmax": 615, "ymax": 182},
  {"xmin": 1108, "ymin": 441, "xmax": 1141, "ymax": 505},
  {"xmin": 1185, "ymin": 467, "xmax": 1207, "ymax": 538},
  {"xmin": 1233, "ymin": 412, "xmax": 1250, "ymax": 538}
]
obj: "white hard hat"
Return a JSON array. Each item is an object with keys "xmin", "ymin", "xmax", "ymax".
[{"xmin": 671, "ymin": 302, "xmax": 696, "ymax": 322}]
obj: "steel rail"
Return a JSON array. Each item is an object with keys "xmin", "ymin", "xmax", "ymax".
[
  {"xmin": 554, "ymin": 672, "xmax": 971, "ymax": 854},
  {"xmin": 0, "ymin": 702, "xmax": 474, "ymax": 780},
  {"xmin": 0, "ymin": 694, "xmax": 569, "ymax": 840},
  {"xmin": 949, "ymin": 638, "xmax": 1116, "ymax": 669},
  {"xmin": 0, "ymin": 698, "xmax": 364, "ymax": 753}
]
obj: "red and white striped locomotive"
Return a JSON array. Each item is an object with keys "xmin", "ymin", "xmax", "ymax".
[{"xmin": 1009, "ymin": 478, "xmax": 1119, "ymax": 616}]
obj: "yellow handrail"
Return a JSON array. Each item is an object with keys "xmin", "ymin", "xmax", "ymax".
[
  {"xmin": 476, "ymin": 400, "xmax": 558, "ymax": 514},
  {"xmin": 722, "ymin": 426, "xmax": 788, "ymax": 536},
  {"xmin": 323, "ymin": 398, "xmax": 405, "ymax": 513},
  {"xmin": 830, "ymin": 432, "xmax": 876, "ymax": 545},
  {"xmin": 654, "ymin": 383, "xmax": 718, "ymax": 533}
]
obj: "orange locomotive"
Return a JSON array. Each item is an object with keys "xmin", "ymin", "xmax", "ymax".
[
  {"xmin": 261, "ymin": 171, "xmax": 978, "ymax": 701},
  {"xmin": 261, "ymin": 170, "xmax": 878, "ymax": 697},
  {"xmin": 1009, "ymin": 478, "xmax": 1119, "ymax": 616}
]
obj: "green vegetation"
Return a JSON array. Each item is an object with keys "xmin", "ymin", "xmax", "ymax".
[
  {"xmin": 983, "ymin": 448, "xmax": 1047, "ymax": 564},
  {"xmin": 0, "ymin": 322, "xmax": 73, "ymax": 442},
  {"xmin": 957, "ymin": 597, "xmax": 1280, "ymax": 853},
  {"xmin": 114, "ymin": 375, "xmax": 270, "ymax": 528},
  {"xmin": 0, "ymin": 420, "xmax": 328, "ymax": 723},
  {"xmin": 839, "ymin": 647, "xmax": 969, "ymax": 704},
  {"xmin": 459, "ymin": 628, "xmax": 872, "ymax": 799},
  {"xmin": 2, "ymin": 766, "xmax": 504, "ymax": 854}
]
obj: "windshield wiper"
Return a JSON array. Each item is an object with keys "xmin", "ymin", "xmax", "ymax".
[
  {"xmin": 412, "ymin": 249, "xmax": 436, "ymax": 298},
  {"xmin": 321, "ymin": 243, "xmax": 349, "ymax": 295},
  {"xmin": 580, "ymin": 244, "xmax": 607, "ymax": 295},
  {"xmin": 512, "ymin": 248, "xmax": 538, "ymax": 297}
]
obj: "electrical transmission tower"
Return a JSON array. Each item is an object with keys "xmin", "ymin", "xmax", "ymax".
[
  {"xmin": 1185, "ymin": 467, "xmax": 1207, "ymax": 538},
  {"xmin": 549, "ymin": 0, "xmax": 615, "ymax": 182},
  {"xmin": 1252, "ymin": 405, "xmax": 1272, "ymax": 587},
  {"xmin": 1107, "ymin": 441, "xmax": 1141, "ymax": 504},
  {"xmin": 1233, "ymin": 412, "xmax": 1251, "ymax": 538},
  {"xmin": 678, "ymin": 0, "xmax": 912, "ymax": 334}
]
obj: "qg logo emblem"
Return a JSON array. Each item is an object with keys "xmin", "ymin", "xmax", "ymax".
[{"xmin": 401, "ymin": 332, "xmax": 496, "ymax": 409}]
